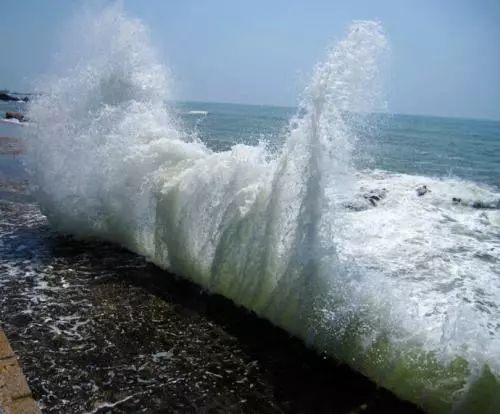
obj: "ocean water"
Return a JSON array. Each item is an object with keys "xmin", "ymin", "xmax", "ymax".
[
  {"xmin": 8, "ymin": 5, "xmax": 500, "ymax": 414},
  {"xmin": 178, "ymin": 101, "xmax": 500, "ymax": 187}
]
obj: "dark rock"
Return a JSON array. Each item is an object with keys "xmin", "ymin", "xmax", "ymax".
[
  {"xmin": 345, "ymin": 188, "xmax": 388, "ymax": 211},
  {"xmin": 344, "ymin": 201, "xmax": 369, "ymax": 212},
  {"xmin": 363, "ymin": 188, "xmax": 387, "ymax": 206},
  {"xmin": 5, "ymin": 112, "xmax": 25, "ymax": 122},
  {"xmin": 453, "ymin": 197, "xmax": 500, "ymax": 209},
  {"xmin": 0, "ymin": 92, "xmax": 21, "ymax": 102},
  {"xmin": 416, "ymin": 185, "xmax": 430, "ymax": 196},
  {"xmin": 471, "ymin": 201, "xmax": 499, "ymax": 210}
]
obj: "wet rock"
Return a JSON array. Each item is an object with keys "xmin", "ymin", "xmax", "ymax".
[
  {"xmin": 344, "ymin": 200, "xmax": 367, "ymax": 212},
  {"xmin": 416, "ymin": 185, "xmax": 430, "ymax": 196},
  {"xmin": 471, "ymin": 200, "xmax": 500, "ymax": 210},
  {"xmin": 0, "ymin": 92, "xmax": 29, "ymax": 102},
  {"xmin": 452, "ymin": 197, "xmax": 500, "ymax": 209},
  {"xmin": 363, "ymin": 188, "xmax": 387, "ymax": 206},
  {"xmin": 345, "ymin": 188, "xmax": 387, "ymax": 211},
  {"xmin": 0, "ymin": 92, "xmax": 20, "ymax": 102},
  {"xmin": 5, "ymin": 112, "xmax": 25, "ymax": 122}
]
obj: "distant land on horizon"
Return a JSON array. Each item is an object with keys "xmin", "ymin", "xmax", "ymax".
[{"xmin": 1, "ymin": 90, "xmax": 499, "ymax": 123}]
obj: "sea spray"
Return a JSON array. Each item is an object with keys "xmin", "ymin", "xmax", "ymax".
[{"xmin": 25, "ymin": 5, "xmax": 500, "ymax": 413}]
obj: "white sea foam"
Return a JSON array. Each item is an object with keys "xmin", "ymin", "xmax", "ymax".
[
  {"xmin": 25, "ymin": 5, "xmax": 500, "ymax": 413},
  {"xmin": 0, "ymin": 118, "xmax": 28, "ymax": 126},
  {"xmin": 185, "ymin": 110, "xmax": 208, "ymax": 115}
]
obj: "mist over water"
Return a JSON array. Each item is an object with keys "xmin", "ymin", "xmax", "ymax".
[{"xmin": 25, "ymin": 5, "xmax": 500, "ymax": 413}]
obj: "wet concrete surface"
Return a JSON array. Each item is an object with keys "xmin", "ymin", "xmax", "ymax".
[{"xmin": 0, "ymin": 143, "xmax": 423, "ymax": 413}]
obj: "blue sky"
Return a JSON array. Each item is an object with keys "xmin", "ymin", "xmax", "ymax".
[{"xmin": 1, "ymin": 0, "xmax": 499, "ymax": 120}]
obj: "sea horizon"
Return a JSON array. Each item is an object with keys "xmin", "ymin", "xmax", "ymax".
[{"xmin": 3, "ymin": 90, "xmax": 500, "ymax": 123}]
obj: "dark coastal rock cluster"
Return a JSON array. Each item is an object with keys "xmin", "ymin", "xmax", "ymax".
[
  {"xmin": 1, "ymin": 91, "xmax": 29, "ymax": 123},
  {"xmin": 416, "ymin": 184, "xmax": 499, "ymax": 209},
  {"xmin": 0, "ymin": 92, "xmax": 29, "ymax": 102},
  {"xmin": 345, "ymin": 184, "xmax": 500, "ymax": 213},
  {"xmin": 416, "ymin": 185, "xmax": 430, "ymax": 196},
  {"xmin": 453, "ymin": 197, "xmax": 500, "ymax": 209},
  {"xmin": 344, "ymin": 188, "xmax": 387, "ymax": 211},
  {"xmin": 5, "ymin": 112, "xmax": 26, "ymax": 122}
]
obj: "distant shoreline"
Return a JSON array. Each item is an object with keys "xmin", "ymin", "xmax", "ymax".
[{"xmin": 1, "ymin": 92, "xmax": 498, "ymax": 122}]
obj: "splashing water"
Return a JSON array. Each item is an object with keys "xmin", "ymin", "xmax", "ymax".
[{"xmin": 25, "ymin": 6, "xmax": 500, "ymax": 413}]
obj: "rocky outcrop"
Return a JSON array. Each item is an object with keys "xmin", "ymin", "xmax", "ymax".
[
  {"xmin": 0, "ymin": 92, "xmax": 29, "ymax": 102},
  {"xmin": 5, "ymin": 112, "xmax": 25, "ymax": 122},
  {"xmin": 345, "ymin": 188, "xmax": 388, "ymax": 211},
  {"xmin": 416, "ymin": 185, "xmax": 430, "ymax": 196},
  {"xmin": 343, "ymin": 184, "xmax": 499, "ymax": 213},
  {"xmin": 453, "ymin": 197, "xmax": 500, "ymax": 209},
  {"xmin": 0, "ymin": 93, "xmax": 20, "ymax": 102},
  {"xmin": 363, "ymin": 188, "xmax": 387, "ymax": 206}
]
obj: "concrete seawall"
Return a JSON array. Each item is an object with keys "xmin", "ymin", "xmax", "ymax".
[{"xmin": 0, "ymin": 329, "xmax": 41, "ymax": 414}]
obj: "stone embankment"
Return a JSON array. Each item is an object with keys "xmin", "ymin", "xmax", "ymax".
[{"xmin": 0, "ymin": 329, "xmax": 41, "ymax": 414}]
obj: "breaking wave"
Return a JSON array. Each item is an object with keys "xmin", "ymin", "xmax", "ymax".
[{"xmin": 25, "ymin": 5, "xmax": 500, "ymax": 413}]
